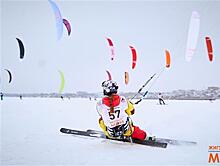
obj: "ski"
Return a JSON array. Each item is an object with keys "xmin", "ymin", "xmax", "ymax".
[
  {"xmin": 86, "ymin": 129, "xmax": 197, "ymax": 146},
  {"xmin": 60, "ymin": 128, "xmax": 167, "ymax": 148}
]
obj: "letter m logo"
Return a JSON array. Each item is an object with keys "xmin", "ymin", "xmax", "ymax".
[{"xmin": 208, "ymin": 153, "xmax": 220, "ymax": 163}]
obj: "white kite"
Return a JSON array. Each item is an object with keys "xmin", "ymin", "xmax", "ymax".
[{"xmin": 185, "ymin": 11, "xmax": 200, "ymax": 62}]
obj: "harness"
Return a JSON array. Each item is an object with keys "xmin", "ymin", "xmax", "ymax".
[{"xmin": 107, "ymin": 117, "xmax": 132, "ymax": 139}]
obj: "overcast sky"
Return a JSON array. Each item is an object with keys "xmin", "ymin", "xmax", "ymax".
[{"xmin": 1, "ymin": 0, "xmax": 220, "ymax": 93}]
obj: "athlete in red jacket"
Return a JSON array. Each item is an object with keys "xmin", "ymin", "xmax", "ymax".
[{"xmin": 96, "ymin": 80, "xmax": 154, "ymax": 141}]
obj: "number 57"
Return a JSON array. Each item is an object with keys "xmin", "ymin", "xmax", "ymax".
[{"xmin": 108, "ymin": 110, "xmax": 120, "ymax": 120}]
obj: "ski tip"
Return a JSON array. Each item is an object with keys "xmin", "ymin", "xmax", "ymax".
[
  {"xmin": 60, "ymin": 127, "xmax": 67, "ymax": 133},
  {"xmin": 163, "ymin": 143, "xmax": 168, "ymax": 148}
]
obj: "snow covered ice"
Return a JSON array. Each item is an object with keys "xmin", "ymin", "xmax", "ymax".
[{"xmin": 1, "ymin": 97, "xmax": 220, "ymax": 165}]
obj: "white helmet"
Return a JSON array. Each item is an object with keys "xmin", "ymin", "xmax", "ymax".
[{"xmin": 101, "ymin": 80, "xmax": 118, "ymax": 96}]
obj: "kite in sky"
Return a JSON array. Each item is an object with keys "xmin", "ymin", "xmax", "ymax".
[
  {"xmin": 16, "ymin": 38, "xmax": 25, "ymax": 60},
  {"xmin": 124, "ymin": 72, "xmax": 129, "ymax": 85},
  {"xmin": 185, "ymin": 11, "xmax": 200, "ymax": 62},
  {"xmin": 63, "ymin": 18, "xmax": 71, "ymax": 36},
  {"xmin": 106, "ymin": 37, "xmax": 115, "ymax": 61},
  {"xmin": 4, "ymin": 69, "xmax": 12, "ymax": 83},
  {"xmin": 205, "ymin": 37, "xmax": 213, "ymax": 62},
  {"xmin": 48, "ymin": 0, "xmax": 63, "ymax": 40},
  {"xmin": 106, "ymin": 70, "xmax": 112, "ymax": 80},
  {"xmin": 165, "ymin": 49, "xmax": 171, "ymax": 68},
  {"xmin": 58, "ymin": 70, "xmax": 65, "ymax": 93},
  {"xmin": 129, "ymin": 45, "xmax": 137, "ymax": 69}
]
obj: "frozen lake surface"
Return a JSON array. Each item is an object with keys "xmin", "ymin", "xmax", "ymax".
[{"xmin": 1, "ymin": 97, "xmax": 220, "ymax": 165}]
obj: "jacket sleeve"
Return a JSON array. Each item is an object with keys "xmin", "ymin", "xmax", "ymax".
[{"xmin": 125, "ymin": 100, "xmax": 135, "ymax": 116}]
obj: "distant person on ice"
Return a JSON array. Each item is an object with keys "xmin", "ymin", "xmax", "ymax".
[
  {"xmin": 158, "ymin": 92, "xmax": 165, "ymax": 105},
  {"xmin": 0, "ymin": 92, "xmax": 3, "ymax": 101},
  {"xmin": 96, "ymin": 80, "xmax": 155, "ymax": 141}
]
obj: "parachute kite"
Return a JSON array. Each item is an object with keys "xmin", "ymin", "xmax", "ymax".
[
  {"xmin": 63, "ymin": 18, "xmax": 71, "ymax": 36},
  {"xmin": 106, "ymin": 37, "xmax": 115, "ymax": 60},
  {"xmin": 165, "ymin": 50, "xmax": 171, "ymax": 68},
  {"xmin": 4, "ymin": 69, "xmax": 12, "ymax": 83},
  {"xmin": 205, "ymin": 37, "xmax": 213, "ymax": 62},
  {"xmin": 58, "ymin": 70, "xmax": 65, "ymax": 93},
  {"xmin": 124, "ymin": 72, "xmax": 129, "ymax": 85},
  {"xmin": 106, "ymin": 70, "xmax": 112, "ymax": 80},
  {"xmin": 48, "ymin": 0, "xmax": 63, "ymax": 40},
  {"xmin": 185, "ymin": 11, "xmax": 200, "ymax": 62},
  {"xmin": 129, "ymin": 45, "xmax": 137, "ymax": 69},
  {"xmin": 16, "ymin": 38, "xmax": 25, "ymax": 60}
]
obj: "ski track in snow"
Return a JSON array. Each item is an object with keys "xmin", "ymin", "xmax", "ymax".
[{"xmin": 1, "ymin": 98, "xmax": 220, "ymax": 165}]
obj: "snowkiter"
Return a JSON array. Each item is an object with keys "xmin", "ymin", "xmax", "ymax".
[
  {"xmin": 158, "ymin": 92, "xmax": 165, "ymax": 105},
  {"xmin": 96, "ymin": 80, "xmax": 154, "ymax": 141},
  {"xmin": 0, "ymin": 92, "xmax": 3, "ymax": 101}
]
